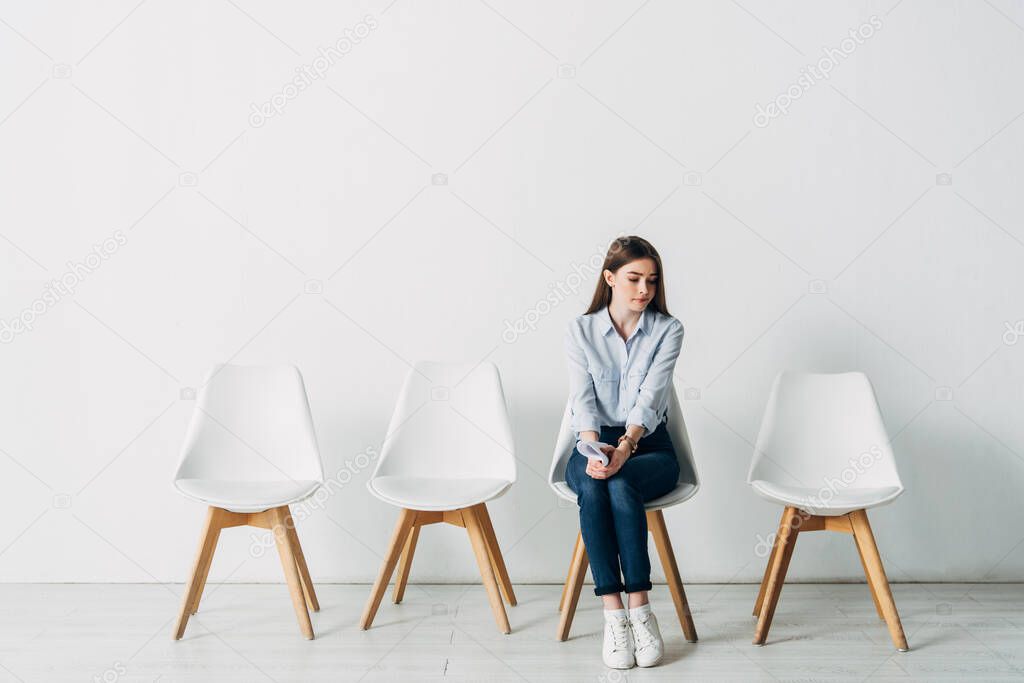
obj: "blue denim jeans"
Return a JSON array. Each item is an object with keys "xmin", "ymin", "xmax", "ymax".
[{"xmin": 565, "ymin": 421, "xmax": 680, "ymax": 596}]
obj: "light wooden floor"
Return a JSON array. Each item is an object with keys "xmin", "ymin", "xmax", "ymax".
[{"xmin": 0, "ymin": 583, "xmax": 1021, "ymax": 681}]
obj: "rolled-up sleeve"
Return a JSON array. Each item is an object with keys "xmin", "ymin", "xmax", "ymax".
[
  {"xmin": 565, "ymin": 320, "xmax": 601, "ymax": 434},
  {"xmin": 627, "ymin": 320, "xmax": 684, "ymax": 438}
]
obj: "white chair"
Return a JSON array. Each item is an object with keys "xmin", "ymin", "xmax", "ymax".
[
  {"xmin": 172, "ymin": 364, "xmax": 325, "ymax": 640},
  {"xmin": 549, "ymin": 385, "xmax": 700, "ymax": 642},
  {"xmin": 748, "ymin": 371, "xmax": 908, "ymax": 651},
  {"xmin": 361, "ymin": 361, "xmax": 517, "ymax": 634}
]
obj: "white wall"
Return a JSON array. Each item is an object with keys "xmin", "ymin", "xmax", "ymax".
[{"xmin": 1, "ymin": 0, "xmax": 1023, "ymax": 585}]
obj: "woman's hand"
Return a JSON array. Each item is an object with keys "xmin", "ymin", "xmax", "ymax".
[{"xmin": 586, "ymin": 443, "xmax": 631, "ymax": 479}]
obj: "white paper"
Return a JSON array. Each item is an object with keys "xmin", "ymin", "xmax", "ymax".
[{"xmin": 576, "ymin": 439, "xmax": 611, "ymax": 467}]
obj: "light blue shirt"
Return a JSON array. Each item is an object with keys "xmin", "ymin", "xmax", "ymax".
[{"xmin": 564, "ymin": 306, "xmax": 684, "ymax": 438}]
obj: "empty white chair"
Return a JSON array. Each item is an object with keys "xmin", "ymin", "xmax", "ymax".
[
  {"xmin": 361, "ymin": 361, "xmax": 517, "ymax": 634},
  {"xmin": 748, "ymin": 371, "xmax": 908, "ymax": 651},
  {"xmin": 549, "ymin": 384, "xmax": 700, "ymax": 642},
  {"xmin": 172, "ymin": 364, "xmax": 325, "ymax": 640}
]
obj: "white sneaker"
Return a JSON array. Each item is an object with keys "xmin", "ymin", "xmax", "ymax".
[
  {"xmin": 602, "ymin": 609, "xmax": 635, "ymax": 669},
  {"xmin": 628, "ymin": 604, "xmax": 664, "ymax": 667}
]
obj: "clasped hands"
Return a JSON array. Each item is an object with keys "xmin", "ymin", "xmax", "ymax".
[{"xmin": 585, "ymin": 442, "xmax": 631, "ymax": 479}]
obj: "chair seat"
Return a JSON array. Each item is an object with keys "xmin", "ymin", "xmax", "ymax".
[
  {"xmin": 174, "ymin": 478, "xmax": 322, "ymax": 513},
  {"xmin": 749, "ymin": 479, "xmax": 903, "ymax": 515},
  {"xmin": 550, "ymin": 480, "xmax": 699, "ymax": 511},
  {"xmin": 368, "ymin": 476, "xmax": 512, "ymax": 511}
]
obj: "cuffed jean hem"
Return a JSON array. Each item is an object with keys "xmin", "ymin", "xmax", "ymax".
[
  {"xmin": 624, "ymin": 580, "xmax": 653, "ymax": 594},
  {"xmin": 594, "ymin": 582, "xmax": 625, "ymax": 596}
]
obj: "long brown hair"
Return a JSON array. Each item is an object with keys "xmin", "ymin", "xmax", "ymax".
[{"xmin": 584, "ymin": 236, "xmax": 670, "ymax": 316}]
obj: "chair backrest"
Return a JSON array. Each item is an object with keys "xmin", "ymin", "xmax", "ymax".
[
  {"xmin": 174, "ymin": 364, "xmax": 324, "ymax": 483},
  {"xmin": 371, "ymin": 361, "xmax": 516, "ymax": 482},
  {"xmin": 548, "ymin": 384, "xmax": 699, "ymax": 491},
  {"xmin": 748, "ymin": 371, "xmax": 902, "ymax": 490}
]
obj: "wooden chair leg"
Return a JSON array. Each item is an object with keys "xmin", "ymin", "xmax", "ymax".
[
  {"xmin": 269, "ymin": 507, "xmax": 314, "ymax": 639},
  {"xmin": 392, "ymin": 521, "xmax": 420, "ymax": 604},
  {"xmin": 361, "ymin": 508, "xmax": 416, "ymax": 630},
  {"xmin": 647, "ymin": 510, "xmax": 698, "ymax": 642},
  {"xmin": 463, "ymin": 506, "xmax": 511, "ymax": 634},
  {"xmin": 849, "ymin": 509, "xmax": 909, "ymax": 651},
  {"xmin": 852, "ymin": 517, "xmax": 885, "ymax": 621},
  {"xmin": 753, "ymin": 506, "xmax": 800, "ymax": 645},
  {"xmin": 188, "ymin": 520, "xmax": 219, "ymax": 616},
  {"xmin": 753, "ymin": 515, "xmax": 785, "ymax": 617},
  {"xmin": 559, "ymin": 532, "xmax": 582, "ymax": 613},
  {"xmin": 556, "ymin": 532, "xmax": 588, "ymax": 641},
  {"xmin": 284, "ymin": 512, "xmax": 319, "ymax": 612},
  {"xmin": 174, "ymin": 507, "xmax": 224, "ymax": 639},
  {"xmin": 474, "ymin": 504, "xmax": 517, "ymax": 607}
]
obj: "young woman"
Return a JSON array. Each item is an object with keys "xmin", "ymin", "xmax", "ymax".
[{"xmin": 564, "ymin": 236, "xmax": 683, "ymax": 669}]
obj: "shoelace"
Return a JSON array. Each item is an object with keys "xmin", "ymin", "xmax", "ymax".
[
  {"xmin": 608, "ymin": 619, "xmax": 631, "ymax": 650},
  {"xmin": 632, "ymin": 616, "xmax": 656, "ymax": 649}
]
